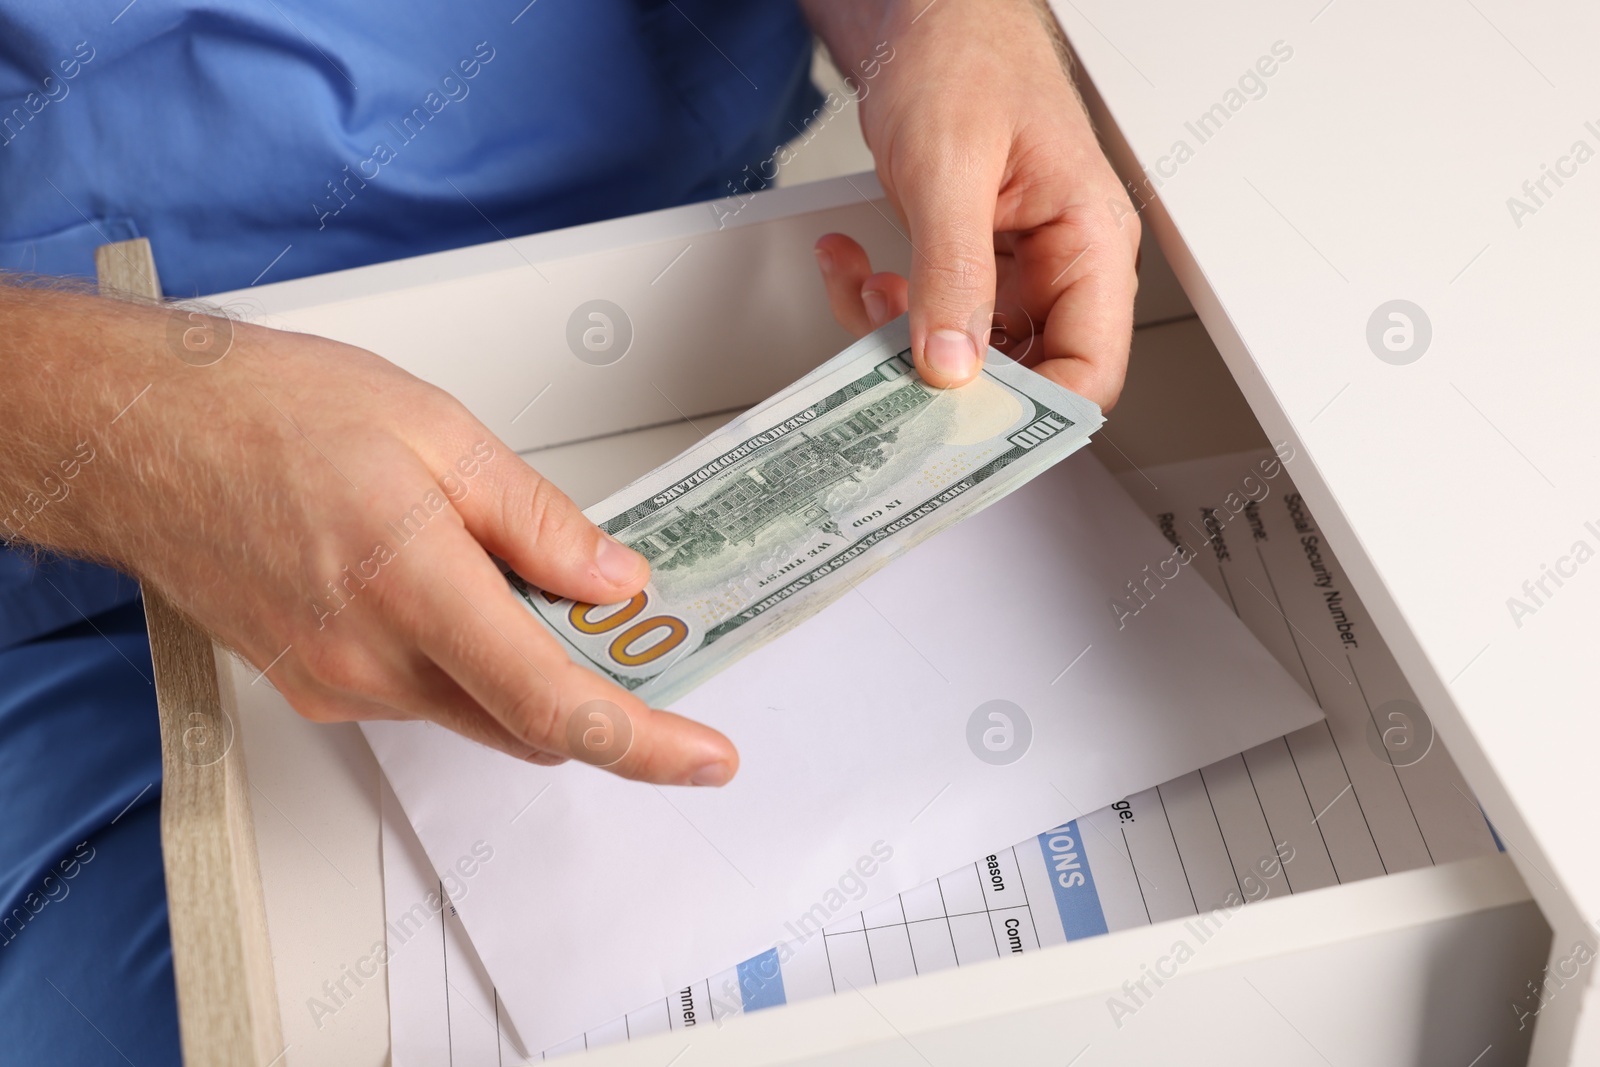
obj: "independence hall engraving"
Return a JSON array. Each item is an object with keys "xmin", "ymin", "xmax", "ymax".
[{"xmin": 630, "ymin": 381, "xmax": 932, "ymax": 571}]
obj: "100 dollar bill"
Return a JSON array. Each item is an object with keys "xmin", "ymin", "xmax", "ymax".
[{"xmin": 511, "ymin": 317, "xmax": 1104, "ymax": 706}]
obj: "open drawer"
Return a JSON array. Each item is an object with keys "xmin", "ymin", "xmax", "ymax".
[{"xmin": 165, "ymin": 173, "xmax": 1558, "ymax": 1066}]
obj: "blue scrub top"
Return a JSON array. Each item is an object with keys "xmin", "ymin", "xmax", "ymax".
[
  {"xmin": 0, "ymin": 4, "xmax": 819, "ymax": 1060},
  {"xmin": 0, "ymin": 0, "xmax": 820, "ymax": 296}
]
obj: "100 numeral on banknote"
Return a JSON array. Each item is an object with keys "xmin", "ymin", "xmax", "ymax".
[{"xmin": 510, "ymin": 317, "xmax": 1104, "ymax": 706}]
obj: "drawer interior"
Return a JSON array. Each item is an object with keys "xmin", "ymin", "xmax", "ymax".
[{"xmin": 380, "ymin": 226, "xmax": 1546, "ymax": 1064}]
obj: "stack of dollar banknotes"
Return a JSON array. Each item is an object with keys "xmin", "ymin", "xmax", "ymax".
[{"xmin": 510, "ymin": 316, "xmax": 1105, "ymax": 704}]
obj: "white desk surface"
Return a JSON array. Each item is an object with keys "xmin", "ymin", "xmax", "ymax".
[{"xmin": 1052, "ymin": 0, "xmax": 1599, "ymax": 1057}]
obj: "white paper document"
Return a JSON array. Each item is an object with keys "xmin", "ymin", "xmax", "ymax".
[
  {"xmin": 364, "ymin": 450, "xmax": 1324, "ymax": 1052},
  {"xmin": 376, "ymin": 448, "xmax": 1500, "ymax": 1063}
]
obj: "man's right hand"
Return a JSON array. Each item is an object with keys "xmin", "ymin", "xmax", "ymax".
[{"xmin": 0, "ymin": 284, "xmax": 738, "ymax": 786}]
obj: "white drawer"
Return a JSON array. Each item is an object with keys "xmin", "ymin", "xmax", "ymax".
[{"xmin": 220, "ymin": 176, "xmax": 1558, "ymax": 1066}]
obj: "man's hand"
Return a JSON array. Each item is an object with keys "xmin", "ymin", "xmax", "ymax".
[
  {"xmin": 0, "ymin": 286, "xmax": 737, "ymax": 786},
  {"xmin": 802, "ymin": 0, "xmax": 1139, "ymax": 408}
]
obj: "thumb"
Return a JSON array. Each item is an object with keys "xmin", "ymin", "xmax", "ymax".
[
  {"xmin": 445, "ymin": 438, "xmax": 649, "ymax": 604},
  {"xmin": 898, "ymin": 151, "xmax": 1004, "ymax": 388}
]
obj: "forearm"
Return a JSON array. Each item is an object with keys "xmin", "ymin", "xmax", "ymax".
[
  {"xmin": 798, "ymin": 0, "xmax": 1067, "ymax": 90},
  {"xmin": 1, "ymin": 283, "xmax": 151, "ymax": 558},
  {"xmin": 0, "ymin": 282, "xmax": 262, "ymax": 574},
  {"xmin": 796, "ymin": 0, "xmax": 893, "ymax": 77}
]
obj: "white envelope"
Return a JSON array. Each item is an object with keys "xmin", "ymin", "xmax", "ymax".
[{"xmin": 364, "ymin": 452, "xmax": 1323, "ymax": 1051}]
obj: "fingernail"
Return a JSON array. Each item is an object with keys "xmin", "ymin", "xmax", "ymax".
[
  {"xmin": 689, "ymin": 761, "xmax": 732, "ymax": 787},
  {"xmin": 862, "ymin": 289, "xmax": 888, "ymax": 327},
  {"xmin": 925, "ymin": 329, "xmax": 978, "ymax": 381},
  {"xmin": 596, "ymin": 536, "xmax": 644, "ymax": 584},
  {"xmin": 814, "ymin": 246, "xmax": 833, "ymax": 275}
]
